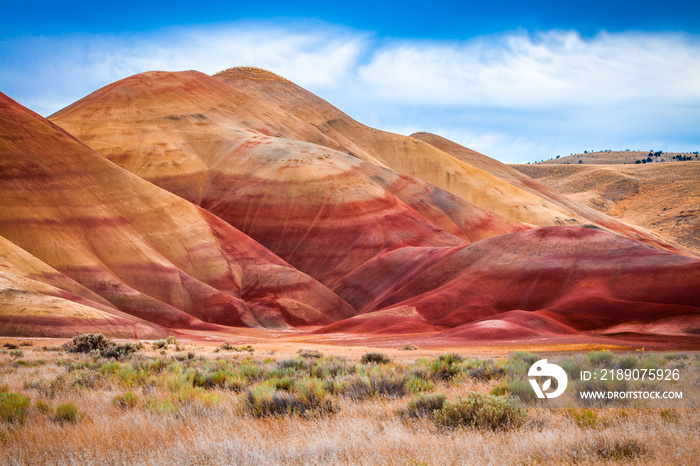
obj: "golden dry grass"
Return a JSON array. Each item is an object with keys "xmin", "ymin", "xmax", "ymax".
[
  {"xmin": 534, "ymin": 151, "xmax": 699, "ymax": 165},
  {"xmin": 0, "ymin": 342, "xmax": 698, "ymax": 465},
  {"xmin": 513, "ymin": 162, "xmax": 700, "ymax": 256}
]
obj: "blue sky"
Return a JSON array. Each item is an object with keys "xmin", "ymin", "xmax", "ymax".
[{"xmin": 1, "ymin": 1, "xmax": 699, "ymax": 163}]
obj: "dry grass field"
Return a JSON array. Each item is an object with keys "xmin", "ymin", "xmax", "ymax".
[
  {"xmin": 0, "ymin": 336, "xmax": 698, "ymax": 465},
  {"xmin": 514, "ymin": 162, "xmax": 700, "ymax": 256}
]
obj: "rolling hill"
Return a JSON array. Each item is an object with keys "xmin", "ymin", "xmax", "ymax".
[
  {"xmin": 0, "ymin": 92, "xmax": 353, "ymax": 336},
  {"xmin": 0, "ymin": 68, "xmax": 697, "ymax": 344},
  {"xmin": 514, "ymin": 162, "xmax": 700, "ymax": 256}
]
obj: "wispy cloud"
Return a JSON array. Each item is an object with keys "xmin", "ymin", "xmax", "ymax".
[
  {"xmin": 1, "ymin": 23, "xmax": 698, "ymax": 162},
  {"xmin": 357, "ymin": 31, "xmax": 700, "ymax": 108}
]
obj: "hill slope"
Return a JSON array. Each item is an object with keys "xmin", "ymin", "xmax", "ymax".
[
  {"xmin": 514, "ymin": 163, "xmax": 700, "ymax": 256},
  {"xmin": 324, "ymin": 226, "xmax": 700, "ymax": 339},
  {"xmin": 49, "ymin": 71, "xmax": 527, "ymax": 290},
  {"xmin": 0, "ymin": 92, "xmax": 353, "ymax": 335},
  {"xmin": 16, "ymin": 68, "xmax": 698, "ymax": 344}
]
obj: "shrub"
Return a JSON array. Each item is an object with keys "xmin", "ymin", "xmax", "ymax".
[
  {"xmin": 660, "ymin": 409, "xmax": 680, "ymax": 423},
  {"xmin": 270, "ymin": 376, "xmax": 295, "ymax": 391},
  {"xmin": 64, "ymin": 333, "xmax": 112, "ymax": 353},
  {"xmin": 510, "ymin": 351, "xmax": 541, "ymax": 366},
  {"xmin": 399, "ymin": 344, "xmax": 419, "ymax": 351},
  {"xmin": 100, "ymin": 362, "xmax": 122, "ymax": 375},
  {"xmin": 298, "ymin": 349, "xmax": 323, "ymax": 359},
  {"xmin": 166, "ymin": 336, "xmax": 179, "ymax": 345},
  {"xmin": 464, "ymin": 359, "xmax": 505, "ymax": 381},
  {"xmin": 570, "ymin": 408, "xmax": 598, "ymax": 428},
  {"xmin": 594, "ymin": 437, "xmax": 647, "ymax": 461},
  {"xmin": 309, "ymin": 356, "xmax": 354, "ymax": 378},
  {"xmin": 663, "ymin": 353, "xmax": 688, "ymax": 361},
  {"xmin": 277, "ymin": 358, "xmax": 307, "ymax": 371},
  {"xmin": 239, "ymin": 363, "xmax": 264, "ymax": 381},
  {"xmin": 399, "ymin": 394, "xmax": 446, "ymax": 418},
  {"xmin": 243, "ymin": 380, "xmax": 337, "ymax": 418},
  {"xmin": 0, "ymin": 392, "xmax": 30, "ymax": 424},
  {"xmin": 406, "ymin": 376, "xmax": 434, "ymax": 393},
  {"xmin": 113, "ymin": 391, "xmax": 138, "ymax": 410},
  {"xmin": 360, "ymin": 352, "xmax": 390, "ymax": 364},
  {"xmin": 614, "ymin": 355, "xmax": 639, "ymax": 369},
  {"xmin": 102, "ymin": 342, "xmax": 144, "ymax": 359},
  {"xmin": 54, "ymin": 403, "xmax": 80, "ymax": 424},
  {"xmin": 36, "ymin": 400, "xmax": 52, "ymax": 415},
  {"xmin": 193, "ymin": 369, "xmax": 229, "ymax": 389},
  {"xmin": 429, "ymin": 354, "xmax": 465, "ymax": 381},
  {"xmin": 559, "ymin": 354, "xmax": 588, "ymax": 379},
  {"xmin": 152, "ymin": 340, "xmax": 168, "ymax": 350},
  {"xmin": 342, "ymin": 368, "xmax": 409, "ymax": 400},
  {"xmin": 588, "ymin": 351, "xmax": 614, "ymax": 366},
  {"xmin": 437, "ymin": 353, "xmax": 464, "ymax": 364},
  {"xmin": 433, "ymin": 392, "xmax": 527, "ymax": 431},
  {"xmin": 491, "ymin": 378, "xmax": 537, "ymax": 403}
]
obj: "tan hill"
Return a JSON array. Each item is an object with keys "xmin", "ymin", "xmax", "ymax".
[
  {"xmin": 0, "ymin": 92, "xmax": 354, "ymax": 336},
  {"xmin": 409, "ymin": 132, "xmax": 692, "ymax": 256},
  {"xmin": 514, "ymin": 162, "xmax": 700, "ymax": 256},
  {"xmin": 534, "ymin": 150, "xmax": 700, "ymax": 165},
  {"xmin": 0, "ymin": 234, "xmax": 168, "ymax": 338}
]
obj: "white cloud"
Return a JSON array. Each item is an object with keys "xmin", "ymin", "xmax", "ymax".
[
  {"xmin": 1, "ymin": 24, "xmax": 699, "ymax": 162},
  {"xmin": 354, "ymin": 31, "xmax": 700, "ymax": 109}
]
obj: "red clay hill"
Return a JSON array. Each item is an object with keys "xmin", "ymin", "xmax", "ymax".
[{"xmin": 0, "ymin": 68, "xmax": 697, "ymax": 345}]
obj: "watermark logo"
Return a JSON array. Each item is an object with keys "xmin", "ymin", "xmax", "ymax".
[{"xmin": 528, "ymin": 359, "xmax": 568, "ymax": 399}]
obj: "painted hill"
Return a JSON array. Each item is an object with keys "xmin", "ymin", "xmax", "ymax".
[
  {"xmin": 514, "ymin": 162, "xmax": 700, "ymax": 256},
  {"xmin": 2, "ymin": 68, "xmax": 696, "ymax": 344},
  {"xmin": 410, "ymin": 132, "xmax": 689, "ymax": 256},
  {"xmin": 0, "ymin": 234, "xmax": 169, "ymax": 338},
  {"xmin": 212, "ymin": 68, "xmax": 587, "ymax": 227},
  {"xmin": 49, "ymin": 71, "xmax": 527, "ymax": 290},
  {"xmin": 211, "ymin": 68, "xmax": 684, "ymax": 256},
  {"xmin": 0, "ymin": 92, "xmax": 353, "ymax": 336},
  {"xmin": 327, "ymin": 226, "xmax": 700, "ymax": 339}
]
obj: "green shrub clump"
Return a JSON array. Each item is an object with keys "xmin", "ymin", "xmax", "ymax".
[
  {"xmin": 429, "ymin": 353, "xmax": 465, "ymax": 381},
  {"xmin": 433, "ymin": 392, "xmax": 527, "ymax": 431},
  {"xmin": 64, "ymin": 333, "xmax": 111, "ymax": 353},
  {"xmin": 0, "ymin": 392, "xmax": 30, "ymax": 424},
  {"xmin": 54, "ymin": 402, "xmax": 80, "ymax": 424},
  {"xmin": 243, "ymin": 379, "xmax": 337, "ymax": 418},
  {"xmin": 102, "ymin": 342, "xmax": 144, "ymax": 359},
  {"xmin": 399, "ymin": 394, "xmax": 446, "ymax": 418},
  {"xmin": 342, "ymin": 368, "xmax": 409, "ymax": 400},
  {"xmin": 360, "ymin": 352, "xmax": 390, "ymax": 364},
  {"xmin": 63, "ymin": 333, "xmax": 143, "ymax": 359},
  {"xmin": 113, "ymin": 391, "xmax": 138, "ymax": 410},
  {"xmin": 152, "ymin": 340, "xmax": 168, "ymax": 349}
]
